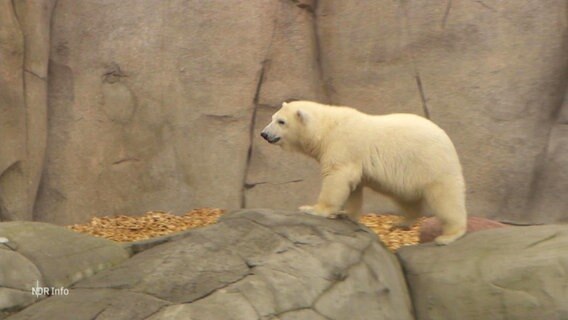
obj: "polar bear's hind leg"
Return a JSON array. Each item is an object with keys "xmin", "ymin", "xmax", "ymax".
[
  {"xmin": 391, "ymin": 199, "xmax": 423, "ymax": 230},
  {"xmin": 424, "ymin": 178, "xmax": 467, "ymax": 245}
]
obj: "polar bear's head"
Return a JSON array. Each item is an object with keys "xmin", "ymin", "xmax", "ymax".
[{"xmin": 260, "ymin": 101, "xmax": 317, "ymax": 153}]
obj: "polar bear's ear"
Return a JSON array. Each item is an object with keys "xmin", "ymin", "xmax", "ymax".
[
  {"xmin": 282, "ymin": 102, "xmax": 288, "ymax": 107},
  {"xmin": 296, "ymin": 109, "xmax": 307, "ymax": 124}
]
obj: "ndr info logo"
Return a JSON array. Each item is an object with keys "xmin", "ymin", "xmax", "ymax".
[{"xmin": 31, "ymin": 280, "xmax": 69, "ymax": 298}]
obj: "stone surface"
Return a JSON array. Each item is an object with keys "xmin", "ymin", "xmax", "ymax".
[
  {"xmin": 5, "ymin": 289, "xmax": 170, "ymax": 320},
  {"xmin": 398, "ymin": 225, "xmax": 568, "ymax": 320},
  {"xmin": 36, "ymin": 0, "xmax": 281, "ymax": 224},
  {"xmin": 0, "ymin": 222, "xmax": 130, "ymax": 288},
  {"xmin": 419, "ymin": 216, "xmax": 508, "ymax": 243},
  {"xmin": 529, "ymin": 105, "xmax": 568, "ymax": 223},
  {"xmin": 0, "ymin": 0, "xmax": 26, "ymax": 221},
  {"xmin": 0, "ymin": 1, "xmax": 565, "ymax": 224},
  {"xmin": 0, "ymin": 0, "xmax": 55, "ymax": 221},
  {"xmin": 10, "ymin": 209, "xmax": 414, "ymax": 320},
  {"xmin": 0, "ymin": 247, "xmax": 45, "ymax": 314}
]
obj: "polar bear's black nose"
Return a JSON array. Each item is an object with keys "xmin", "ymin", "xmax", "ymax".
[{"xmin": 260, "ymin": 132, "xmax": 269, "ymax": 140}]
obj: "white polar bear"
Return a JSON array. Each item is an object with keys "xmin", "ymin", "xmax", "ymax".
[{"xmin": 260, "ymin": 100, "xmax": 467, "ymax": 245}]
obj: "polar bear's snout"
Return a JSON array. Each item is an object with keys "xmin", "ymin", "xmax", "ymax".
[{"xmin": 260, "ymin": 131, "xmax": 281, "ymax": 144}]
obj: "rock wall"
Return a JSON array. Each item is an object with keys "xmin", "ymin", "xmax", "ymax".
[
  {"xmin": 0, "ymin": 0, "xmax": 56, "ymax": 221},
  {"xmin": 0, "ymin": 0, "xmax": 566, "ymax": 224}
]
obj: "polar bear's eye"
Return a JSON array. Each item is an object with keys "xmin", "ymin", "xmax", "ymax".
[{"xmin": 277, "ymin": 119, "xmax": 286, "ymax": 125}]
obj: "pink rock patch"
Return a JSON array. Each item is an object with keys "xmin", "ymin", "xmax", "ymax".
[{"xmin": 419, "ymin": 216, "xmax": 508, "ymax": 243}]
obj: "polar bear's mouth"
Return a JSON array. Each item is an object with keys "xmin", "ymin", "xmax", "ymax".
[
  {"xmin": 266, "ymin": 136, "xmax": 281, "ymax": 144},
  {"xmin": 260, "ymin": 132, "xmax": 281, "ymax": 144}
]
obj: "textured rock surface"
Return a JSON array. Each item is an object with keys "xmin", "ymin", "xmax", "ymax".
[
  {"xmin": 9, "ymin": 209, "xmax": 414, "ymax": 320},
  {"xmin": 0, "ymin": 222, "xmax": 130, "ymax": 287},
  {"xmin": 529, "ymin": 88, "xmax": 568, "ymax": 223},
  {"xmin": 0, "ymin": 0, "xmax": 55, "ymax": 221},
  {"xmin": 0, "ymin": 1, "xmax": 566, "ymax": 223},
  {"xmin": 0, "ymin": 247, "xmax": 43, "ymax": 312},
  {"xmin": 4, "ymin": 289, "xmax": 170, "ymax": 320},
  {"xmin": 0, "ymin": 221, "xmax": 129, "ymax": 315},
  {"xmin": 419, "ymin": 216, "xmax": 508, "ymax": 243},
  {"xmin": 398, "ymin": 225, "xmax": 568, "ymax": 320}
]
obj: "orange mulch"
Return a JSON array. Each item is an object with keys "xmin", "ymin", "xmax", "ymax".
[
  {"xmin": 68, "ymin": 208, "xmax": 421, "ymax": 251},
  {"xmin": 359, "ymin": 214, "xmax": 424, "ymax": 251},
  {"xmin": 67, "ymin": 208, "xmax": 224, "ymax": 242}
]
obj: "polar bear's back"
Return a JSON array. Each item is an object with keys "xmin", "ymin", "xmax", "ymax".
[
  {"xmin": 326, "ymin": 109, "xmax": 458, "ymax": 164},
  {"xmin": 321, "ymin": 108, "xmax": 463, "ymax": 198},
  {"xmin": 370, "ymin": 113, "xmax": 461, "ymax": 170}
]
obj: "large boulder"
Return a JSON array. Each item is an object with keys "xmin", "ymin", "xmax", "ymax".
[
  {"xmin": 0, "ymin": 222, "xmax": 130, "ymax": 315},
  {"xmin": 398, "ymin": 225, "xmax": 568, "ymax": 320},
  {"xmin": 8, "ymin": 209, "xmax": 414, "ymax": 320}
]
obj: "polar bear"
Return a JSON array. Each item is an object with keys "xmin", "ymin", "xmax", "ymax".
[{"xmin": 260, "ymin": 100, "xmax": 467, "ymax": 245}]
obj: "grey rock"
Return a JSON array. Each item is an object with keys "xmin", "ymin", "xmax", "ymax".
[
  {"xmin": 0, "ymin": 0, "xmax": 26, "ymax": 221},
  {"xmin": 0, "ymin": 222, "xmax": 129, "ymax": 288},
  {"xmin": 35, "ymin": 0, "xmax": 282, "ymax": 224},
  {"xmin": 0, "ymin": 0, "xmax": 55, "ymax": 221},
  {"xmin": 529, "ymin": 124, "xmax": 568, "ymax": 223},
  {"xmin": 0, "ymin": 288, "xmax": 36, "ymax": 314},
  {"xmin": 314, "ymin": 241, "xmax": 410, "ymax": 320},
  {"xmin": 17, "ymin": 209, "xmax": 413, "ymax": 320},
  {"xmin": 0, "ymin": 248, "xmax": 43, "ymax": 291},
  {"xmin": 398, "ymin": 225, "xmax": 568, "ymax": 320},
  {"xmin": 5, "ymin": 289, "xmax": 170, "ymax": 320},
  {"xmin": 279, "ymin": 308, "xmax": 328, "ymax": 320},
  {"xmin": 74, "ymin": 224, "xmax": 252, "ymax": 303},
  {"xmin": 145, "ymin": 291, "xmax": 259, "ymax": 320},
  {"xmin": 121, "ymin": 227, "xmax": 198, "ymax": 255}
]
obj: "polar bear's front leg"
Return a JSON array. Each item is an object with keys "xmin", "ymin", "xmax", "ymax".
[
  {"xmin": 300, "ymin": 166, "xmax": 360, "ymax": 219},
  {"xmin": 344, "ymin": 185, "xmax": 363, "ymax": 221},
  {"xmin": 299, "ymin": 205, "xmax": 332, "ymax": 217}
]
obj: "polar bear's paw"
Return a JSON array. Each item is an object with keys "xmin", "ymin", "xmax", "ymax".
[
  {"xmin": 299, "ymin": 205, "xmax": 339, "ymax": 219},
  {"xmin": 434, "ymin": 227, "xmax": 466, "ymax": 245}
]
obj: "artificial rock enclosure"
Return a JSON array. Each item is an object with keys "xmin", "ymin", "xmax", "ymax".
[
  {"xmin": 1, "ymin": 0, "xmax": 567, "ymax": 224},
  {"xmin": 1, "ymin": 1, "xmax": 568, "ymax": 320}
]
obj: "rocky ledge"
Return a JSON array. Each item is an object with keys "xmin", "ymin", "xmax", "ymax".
[
  {"xmin": 2, "ymin": 210, "xmax": 568, "ymax": 320},
  {"xmin": 3, "ymin": 210, "xmax": 413, "ymax": 320}
]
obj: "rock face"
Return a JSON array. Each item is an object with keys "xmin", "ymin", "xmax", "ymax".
[
  {"xmin": 0, "ymin": 1, "xmax": 566, "ymax": 224},
  {"xmin": 0, "ymin": 222, "xmax": 129, "ymax": 315},
  {"xmin": 398, "ymin": 225, "xmax": 568, "ymax": 320},
  {"xmin": 8, "ymin": 209, "xmax": 414, "ymax": 320},
  {"xmin": 0, "ymin": 0, "xmax": 56, "ymax": 221}
]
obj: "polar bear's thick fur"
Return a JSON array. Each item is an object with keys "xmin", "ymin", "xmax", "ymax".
[{"xmin": 260, "ymin": 100, "xmax": 467, "ymax": 245}]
